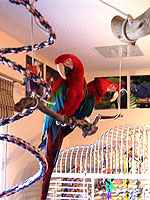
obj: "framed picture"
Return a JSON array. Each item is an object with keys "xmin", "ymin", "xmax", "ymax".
[
  {"xmin": 95, "ymin": 76, "xmax": 127, "ymax": 110},
  {"xmin": 26, "ymin": 55, "xmax": 44, "ymax": 96},
  {"xmin": 130, "ymin": 75, "xmax": 150, "ymax": 108},
  {"xmin": 46, "ymin": 65, "xmax": 59, "ymax": 85}
]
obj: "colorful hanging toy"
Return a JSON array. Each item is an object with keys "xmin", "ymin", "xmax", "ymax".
[
  {"xmin": 101, "ymin": 168, "xmax": 114, "ymax": 199},
  {"xmin": 124, "ymin": 147, "xmax": 144, "ymax": 200},
  {"xmin": 106, "ymin": 179, "xmax": 114, "ymax": 200},
  {"xmin": 124, "ymin": 148, "xmax": 132, "ymax": 200},
  {"xmin": 0, "ymin": 134, "xmax": 47, "ymax": 197},
  {"xmin": 0, "ymin": 0, "xmax": 56, "ymax": 197},
  {"xmin": 136, "ymin": 163, "xmax": 142, "ymax": 199}
]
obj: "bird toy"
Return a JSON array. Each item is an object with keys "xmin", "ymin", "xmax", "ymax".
[
  {"xmin": 0, "ymin": 0, "xmax": 56, "ymax": 126},
  {"xmin": 106, "ymin": 179, "xmax": 114, "ymax": 200},
  {"xmin": 0, "ymin": 133, "xmax": 47, "ymax": 197},
  {"xmin": 124, "ymin": 148, "xmax": 132, "ymax": 200},
  {"xmin": 0, "ymin": 0, "xmax": 56, "ymax": 197}
]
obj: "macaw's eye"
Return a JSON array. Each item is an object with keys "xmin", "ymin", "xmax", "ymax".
[
  {"xmin": 67, "ymin": 58, "xmax": 71, "ymax": 62},
  {"xmin": 111, "ymin": 84, "xmax": 115, "ymax": 88}
]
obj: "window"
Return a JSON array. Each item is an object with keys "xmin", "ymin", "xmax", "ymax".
[{"xmin": 0, "ymin": 77, "xmax": 14, "ymax": 119}]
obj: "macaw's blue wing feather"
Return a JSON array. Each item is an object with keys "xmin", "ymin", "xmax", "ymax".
[
  {"xmin": 73, "ymin": 85, "xmax": 87, "ymax": 117},
  {"xmin": 41, "ymin": 83, "xmax": 67, "ymax": 142},
  {"xmin": 76, "ymin": 95, "xmax": 96, "ymax": 119},
  {"xmin": 51, "ymin": 122, "xmax": 62, "ymax": 144}
]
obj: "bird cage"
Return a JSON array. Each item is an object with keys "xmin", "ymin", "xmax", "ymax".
[{"xmin": 48, "ymin": 124, "xmax": 150, "ymax": 199}]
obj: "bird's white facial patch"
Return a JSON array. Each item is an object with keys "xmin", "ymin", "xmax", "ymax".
[
  {"xmin": 107, "ymin": 84, "xmax": 117, "ymax": 92},
  {"xmin": 56, "ymin": 63, "xmax": 66, "ymax": 79},
  {"xmin": 110, "ymin": 91, "xmax": 119, "ymax": 102},
  {"xmin": 63, "ymin": 58, "xmax": 73, "ymax": 70}
]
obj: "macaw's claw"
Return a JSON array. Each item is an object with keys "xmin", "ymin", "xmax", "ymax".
[
  {"xmin": 82, "ymin": 125, "xmax": 98, "ymax": 138},
  {"xmin": 81, "ymin": 115, "xmax": 100, "ymax": 138}
]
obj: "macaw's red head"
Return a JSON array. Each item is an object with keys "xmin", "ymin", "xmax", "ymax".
[
  {"xmin": 105, "ymin": 79, "xmax": 119, "ymax": 102},
  {"xmin": 55, "ymin": 54, "xmax": 84, "ymax": 81},
  {"xmin": 90, "ymin": 78, "xmax": 119, "ymax": 104}
]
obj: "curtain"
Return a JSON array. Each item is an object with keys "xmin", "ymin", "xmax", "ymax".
[{"xmin": 0, "ymin": 78, "xmax": 14, "ymax": 119}]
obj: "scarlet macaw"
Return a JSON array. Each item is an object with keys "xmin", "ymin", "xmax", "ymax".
[{"xmin": 40, "ymin": 54, "xmax": 86, "ymax": 200}]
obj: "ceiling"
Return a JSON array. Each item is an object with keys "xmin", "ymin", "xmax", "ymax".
[{"xmin": 0, "ymin": 0, "xmax": 150, "ymax": 72}]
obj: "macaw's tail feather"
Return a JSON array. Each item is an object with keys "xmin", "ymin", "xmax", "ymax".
[
  {"xmin": 40, "ymin": 127, "xmax": 64, "ymax": 200},
  {"xmin": 40, "ymin": 164, "xmax": 53, "ymax": 200}
]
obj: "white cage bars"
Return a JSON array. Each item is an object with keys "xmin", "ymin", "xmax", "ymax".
[{"xmin": 48, "ymin": 124, "xmax": 150, "ymax": 199}]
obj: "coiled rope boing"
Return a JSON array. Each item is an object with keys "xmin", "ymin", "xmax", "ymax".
[
  {"xmin": 0, "ymin": 134, "xmax": 47, "ymax": 197},
  {"xmin": 0, "ymin": 0, "xmax": 56, "ymax": 197},
  {"xmin": 0, "ymin": 0, "xmax": 56, "ymax": 126}
]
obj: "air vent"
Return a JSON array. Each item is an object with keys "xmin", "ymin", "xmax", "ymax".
[{"xmin": 95, "ymin": 45, "xmax": 144, "ymax": 58}]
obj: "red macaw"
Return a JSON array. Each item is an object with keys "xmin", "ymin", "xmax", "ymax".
[
  {"xmin": 40, "ymin": 54, "xmax": 86, "ymax": 200},
  {"xmin": 75, "ymin": 77, "xmax": 119, "ymax": 119},
  {"xmin": 61, "ymin": 77, "xmax": 119, "ymax": 138}
]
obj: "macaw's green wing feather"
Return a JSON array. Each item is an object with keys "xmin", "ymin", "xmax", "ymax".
[
  {"xmin": 76, "ymin": 95, "xmax": 96, "ymax": 119},
  {"xmin": 41, "ymin": 82, "xmax": 67, "ymax": 141},
  {"xmin": 47, "ymin": 83, "xmax": 67, "ymax": 111}
]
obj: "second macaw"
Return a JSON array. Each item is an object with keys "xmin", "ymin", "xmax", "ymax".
[
  {"xmin": 40, "ymin": 54, "xmax": 86, "ymax": 200},
  {"xmin": 75, "ymin": 77, "xmax": 119, "ymax": 119}
]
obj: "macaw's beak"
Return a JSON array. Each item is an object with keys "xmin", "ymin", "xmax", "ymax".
[
  {"xmin": 56, "ymin": 63, "xmax": 66, "ymax": 79},
  {"xmin": 110, "ymin": 91, "xmax": 119, "ymax": 102},
  {"xmin": 56, "ymin": 63, "xmax": 73, "ymax": 80}
]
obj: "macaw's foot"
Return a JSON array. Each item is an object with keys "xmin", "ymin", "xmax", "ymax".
[{"xmin": 82, "ymin": 126, "xmax": 98, "ymax": 138}]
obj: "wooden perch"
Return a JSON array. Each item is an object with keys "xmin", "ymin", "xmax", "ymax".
[
  {"xmin": 14, "ymin": 97, "xmax": 100, "ymax": 137},
  {"xmin": 111, "ymin": 7, "xmax": 150, "ymax": 44},
  {"xmin": 14, "ymin": 96, "xmax": 122, "ymax": 138}
]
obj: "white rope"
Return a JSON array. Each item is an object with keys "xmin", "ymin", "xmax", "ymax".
[
  {"xmin": 98, "ymin": 0, "xmax": 128, "ymax": 18},
  {"xmin": 30, "ymin": 0, "xmax": 34, "ymax": 65},
  {"xmin": 114, "ymin": 48, "xmax": 128, "ymax": 120},
  {"xmin": 121, "ymin": 18, "xmax": 137, "ymax": 44},
  {"xmin": 113, "ymin": 48, "xmax": 122, "ymax": 120},
  {"xmin": 31, "ymin": 92, "xmax": 56, "ymax": 106},
  {"xmin": 98, "ymin": 0, "xmax": 137, "ymax": 44},
  {"xmin": 119, "ymin": 47, "xmax": 122, "ymax": 104}
]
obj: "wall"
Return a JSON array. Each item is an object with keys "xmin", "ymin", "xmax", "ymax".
[{"xmin": 61, "ymin": 68, "xmax": 150, "ymax": 150}]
